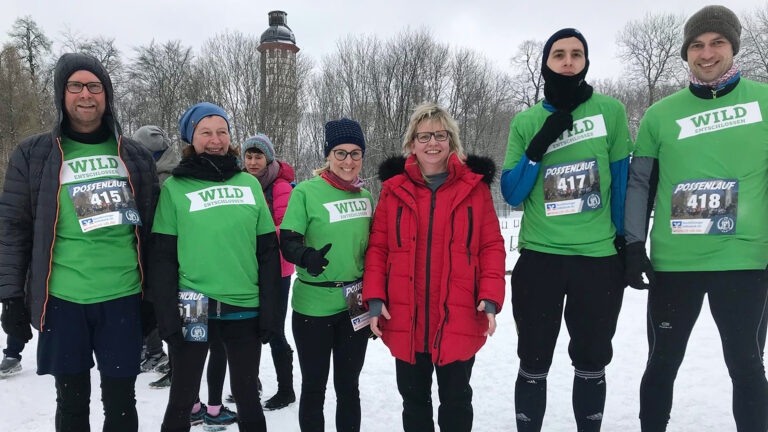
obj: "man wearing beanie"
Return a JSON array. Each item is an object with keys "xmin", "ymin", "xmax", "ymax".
[
  {"xmin": 0, "ymin": 53, "xmax": 158, "ymax": 431},
  {"xmin": 501, "ymin": 28, "xmax": 632, "ymax": 432},
  {"xmin": 625, "ymin": 5, "xmax": 768, "ymax": 432}
]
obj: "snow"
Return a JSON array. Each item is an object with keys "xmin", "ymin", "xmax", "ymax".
[{"xmin": 0, "ymin": 215, "xmax": 756, "ymax": 431}]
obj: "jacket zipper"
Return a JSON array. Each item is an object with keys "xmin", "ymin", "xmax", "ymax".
[
  {"xmin": 434, "ymin": 211, "xmax": 456, "ymax": 364},
  {"xmin": 423, "ymin": 188, "xmax": 438, "ymax": 353},
  {"xmin": 466, "ymin": 207, "xmax": 473, "ymax": 265},
  {"xmin": 396, "ymin": 206, "xmax": 403, "ymax": 248},
  {"xmin": 41, "ymin": 137, "xmax": 66, "ymax": 329},
  {"xmin": 117, "ymin": 136, "xmax": 146, "ymax": 296}
]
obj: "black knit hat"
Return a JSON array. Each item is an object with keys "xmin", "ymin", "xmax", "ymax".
[
  {"xmin": 53, "ymin": 53, "xmax": 119, "ymax": 135},
  {"xmin": 324, "ymin": 118, "xmax": 366, "ymax": 157},
  {"xmin": 681, "ymin": 5, "xmax": 741, "ymax": 60},
  {"xmin": 542, "ymin": 28, "xmax": 589, "ymax": 70}
]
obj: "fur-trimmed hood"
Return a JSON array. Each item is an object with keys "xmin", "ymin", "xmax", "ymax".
[{"xmin": 378, "ymin": 154, "xmax": 496, "ymax": 184}]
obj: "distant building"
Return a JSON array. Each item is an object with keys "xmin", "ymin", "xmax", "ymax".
[{"xmin": 258, "ymin": 11, "xmax": 299, "ymax": 158}]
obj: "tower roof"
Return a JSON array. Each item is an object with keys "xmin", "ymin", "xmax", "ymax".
[{"xmin": 260, "ymin": 11, "xmax": 296, "ymax": 45}]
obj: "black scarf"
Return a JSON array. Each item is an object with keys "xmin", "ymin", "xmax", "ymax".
[
  {"xmin": 172, "ymin": 153, "xmax": 241, "ymax": 182},
  {"xmin": 62, "ymin": 120, "xmax": 112, "ymax": 144},
  {"xmin": 542, "ymin": 63, "xmax": 593, "ymax": 112}
]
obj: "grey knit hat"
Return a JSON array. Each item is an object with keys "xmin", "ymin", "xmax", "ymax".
[{"xmin": 681, "ymin": 5, "xmax": 741, "ymax": 60}]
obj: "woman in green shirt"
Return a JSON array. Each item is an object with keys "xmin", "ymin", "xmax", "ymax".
[
  {"xmin": 280, "ymin": 118, "xmax": 373, "ymax": 432},
  {"xmin": 148, "ymin": 102, "xmax": 282, "ymax": 432}
]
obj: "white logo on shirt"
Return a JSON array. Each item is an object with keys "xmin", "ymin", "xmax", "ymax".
[
  {"xmin": 323, "ymin": 198, "xmax": 372, "ymax": 223},
  {"xmin": 545, "ymin": 114, "xmax": 608, "ymax": 154},
  {"xmin": 186, "ymin": 186, "xmax": 256, "ymax": 212},
  {"xmin": 676, "ymin": 102, "xmax": 762, "ymax": 139},
  {"xmin": 61, "ymin": 155, "xmax": 128, "ymax": 183}
]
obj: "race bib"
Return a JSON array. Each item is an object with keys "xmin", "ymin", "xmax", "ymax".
[
  {"xmin": 670, "ymin": 179, "xmax": 737, "ymax": 234},
  {"xmin": 178, "ymin": 289, "xmax": 208, "ymax": 342},
  {"xmin": 342, "ymin": 280, "xmax": 370, "ymax": 331},
  {"xmin": 542, "ymin": 159, "xmax": 602, "ymax": 216},
  {"xmin": 67, "ymin": 179, "xmax": 142, "ymax": 233}
]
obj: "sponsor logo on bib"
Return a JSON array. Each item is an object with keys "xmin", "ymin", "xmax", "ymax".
[
  {"xmin": 186, "ymin": 186, "xmax": 256, "ymax": 212},
  {"xmin": 323, "ymin": 198, "xmax": 372, "ymax": 223},
  {"xmin": 545, "ymin": 114, "xmax": 608, "ymax": 154},
  {"xmin": 676, "ymin": 102, "xmax": 762, "ymax": 139},
  {"xmin": 62, "ymin": 155, "xmax": 128, "ymax": 183}
]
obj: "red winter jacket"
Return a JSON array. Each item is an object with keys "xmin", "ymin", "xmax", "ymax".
[
  {"xmin": 267, "ymin": 160, "xmax": 295, "ymax": 277},
  {"xmin": 363, "ymin": 153, "xmax": 506, "ymax": 365}
]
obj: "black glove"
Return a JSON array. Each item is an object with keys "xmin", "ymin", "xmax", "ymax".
[
  {"xmin": 614, "ymin": 235, "xmax": 626, "ymax": 259},
  {"xmin": 302, "ymin": 243, "xmax": 332, "ymax": 277},
  {"xmin": 1, "ymin": 297, "xmax": 33, "ymax": 343},
  {"xmin": 624, "ymin": 242, "xmax": 655, "ymax": 290},
  {"xmin": 525, "ymin": 111, "xmax": 574, "ymax": 162}
]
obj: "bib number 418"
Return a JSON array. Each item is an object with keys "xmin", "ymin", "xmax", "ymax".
[{"xmin": 687, "ymin": 193, "xmax": 720, "ymax": 209}]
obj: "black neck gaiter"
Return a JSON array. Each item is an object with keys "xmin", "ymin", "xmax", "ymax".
[{"xmin": 542, "ymin": 63, "xmax": 594, "ymax": 112}]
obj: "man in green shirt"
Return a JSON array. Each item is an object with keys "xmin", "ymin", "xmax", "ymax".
[
  {"xmin": 501, "ymin": 28, "xmax": 631, "ymax": 432},
  {"xmin": 624, "ymin": 6, "xmax": 768, "ymax": 431},
  {"xmin": 0, "ymin": 53, "xmax": 158, "ymax": 431}
]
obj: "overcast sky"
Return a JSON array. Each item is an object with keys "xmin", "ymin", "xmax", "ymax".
[{"xmin": 2, "ymin": 0, "xmax": 764, "ymax": 80}]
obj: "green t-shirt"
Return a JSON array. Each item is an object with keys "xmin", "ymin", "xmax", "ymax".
[
  {"xmin": 49, "ymin": 137, "xmax": 142, "ymax": 303},
  {"xmin": 151, "ymin": 173, "xmax": 276, "ymax": 307},
  {"xmin": 502, "ymin": 93, "xmax": 632, "ymax": 256},
  {"xmin": 280, "ymin": 176, "xmax": 373, "ymax": 317},
  {"xmin": 633, "ymin": 78, "xmax": 768, "ymax": 271}
]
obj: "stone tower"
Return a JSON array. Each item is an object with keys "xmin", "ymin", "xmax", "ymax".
[{"xmin": 258, "ymin": 11, "xmax": 300, "ymax": 159}]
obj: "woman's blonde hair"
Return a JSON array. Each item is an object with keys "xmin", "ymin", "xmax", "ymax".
[
  {"xmin": 312, "ymin": 160, "xmax": 331, "ymax": 176},
  {"xmin": 402, "ymin": 102, "xmax": 465, "ymax": 161}
]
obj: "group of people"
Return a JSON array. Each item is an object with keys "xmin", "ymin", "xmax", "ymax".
[{"xmin": 0, "ymin": 4, "xmax": 766, "ymax": 432}]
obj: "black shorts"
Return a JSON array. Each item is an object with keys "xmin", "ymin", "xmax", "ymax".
[
  {"xmin": 511, "ymin": 249, "xmax": 625, "ymax": 373},
  {"xmin": 37, "ymin": 294, "xmax": 142, "ymax": 377}
]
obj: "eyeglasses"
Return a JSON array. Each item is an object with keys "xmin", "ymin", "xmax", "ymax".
[
  {"xmin": 332, "ymin": 149, "xmax": 363, "ymax": 161},
  {"xmin": 415, "ymin": 130, "xmax": 450, "ymax": 143},
  {"xmin": 66, "ymin": 81, "xmax": 104, "ymax": 94}
]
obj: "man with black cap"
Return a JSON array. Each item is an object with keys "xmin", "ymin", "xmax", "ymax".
[
  {"xmin": 624, "ymin": 5, "xmax": 768, "ymax": 432},
  {"xmin": 0, "ymin": 53, "xmax": 158, "ymax": 431},
  {"xmin": 501, "ymin": 28, "xmax": 632, "ymax": 432}
]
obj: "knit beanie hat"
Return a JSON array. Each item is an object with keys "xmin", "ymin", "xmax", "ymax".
[
  {"xmin": 133, "ymin": 125, "xmax": 171, "ymax": 153},
  {"xmin": 542, "ymin": 28, "xmax": 589, "ymax": 69},
  {"xmin": 178, "ymin": 102, "xmax": 230, "ymax": 144},
  {"xmin": 241, "ymin": 134, "xmax": 275, "ymax": 164},
  {"xmin": 681, "ymin": 5, "xmax": 741, "ymax": 60},
  {"xmin": 324, "ymin": 118, "xmax": 366, "ymax": 157}
]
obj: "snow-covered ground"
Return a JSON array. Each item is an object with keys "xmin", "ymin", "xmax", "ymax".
[{"xmin": 0, "ymin": 215, "xmax": 757, "ymax": 431}]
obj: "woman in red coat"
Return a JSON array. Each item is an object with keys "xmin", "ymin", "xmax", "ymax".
[{"xmin": 363, "ymin": 102, "xmax": 506, "ymax": 432}]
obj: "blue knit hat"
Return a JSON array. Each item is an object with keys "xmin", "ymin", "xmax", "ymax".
[
  {"xmin": 324, "ymin": 118, "xmax": 365, "ymax": 157},
  {"xmin": 241, "ymin": 133, "xmax": 276, "ymax": 164},
  {"xmin": 178, "ymin": 102, "xmax": 230, "ymax": 144},
  {"xmin": 542, "ymin": 28, "xmax": 589, "ymax": 70}
]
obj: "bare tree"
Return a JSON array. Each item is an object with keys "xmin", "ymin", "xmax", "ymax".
[
  {"xmin": 127, "ymin": 40, "xmax": 194, "ymax": 136},
  {"xmin": 616, "ymin": 12, "xmax": 686, "ymax": 107},
  {"xmin": 197, "ymin": 31, "xmax": 262, "ymax": 145},
  {"xmin": 510, "ymin": 40, "xmax": 544, "ymax": 109},
  {"xmin": 740, "ymin": 4, "xmax": 768, "ymax": 82},
  {"xmin": 0, "ymin": 45, "xmax": 41, "ymax": 188},
  {"xmin": 8, "ymin": 16, "xmax": 53, "ymax": 127}
]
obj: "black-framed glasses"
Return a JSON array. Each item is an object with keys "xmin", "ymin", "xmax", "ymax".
[
  {"xmin": 66, "ymin": 81, "xmax": 104, "ymax": 94},
  {"xmin": 332, "ymin": 149, "xmax": 363, "ymax": 161},
  {"xmin": 415, "ymin": 130, "xmax": 450, "ymax": 143}
]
